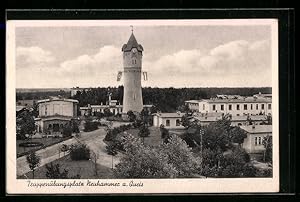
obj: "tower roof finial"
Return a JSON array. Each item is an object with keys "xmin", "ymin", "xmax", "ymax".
[{"xmin": 130, "ymin": 25, "xmax": 133, "ymax": 33}]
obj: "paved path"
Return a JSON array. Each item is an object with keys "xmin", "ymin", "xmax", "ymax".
[{"xmin": 17, "ymin": 122, "xmax": 130, "ymax": 177}]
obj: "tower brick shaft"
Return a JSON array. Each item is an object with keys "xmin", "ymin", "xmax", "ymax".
[{"xmin": 121, "ymin": 33, "xmax": 144, "ymax": 114}]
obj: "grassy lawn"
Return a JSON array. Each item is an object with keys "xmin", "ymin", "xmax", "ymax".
[
  {"xmin": 122, "ymin": 126, "xmax": 162, "ymax": 146},
  {"xmin": 19, "ymin": 154, "xmax": 114, "ymax": 179},
  {"xmin": 17, "ymin": 137, "xmax": 70, "ymax": 156}
]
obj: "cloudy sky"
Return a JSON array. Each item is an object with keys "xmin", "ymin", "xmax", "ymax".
[{"xmin": 15, "ymin": 21, "xmax": 273, "ymax": 88}]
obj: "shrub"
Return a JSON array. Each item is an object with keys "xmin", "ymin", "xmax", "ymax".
[
  {"xmin": 69, "ymin": 144, "xmax": 90, "ymax": 161},
  {"xmin": 46, "ymin": 163, "xmax": 69, "ymax": 179},
  {"xmin": 62, "ymin": 125, "xmax": 73, "ymax": 137},
  {"xmin": 106, "ymin": 143, "xmax": 118, "ymax": 156},
  {"xmin": 84, "ymin": 121, "xmax": 99, "ymax": 132},
  {"xmin": 104, "ymin": 124, "xmax": 132, "ymax": 141}
]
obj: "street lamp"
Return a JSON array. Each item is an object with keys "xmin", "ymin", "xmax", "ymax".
[{"xmin": 199, "ymin": 129, "xmax": 204, "ymax": 173}]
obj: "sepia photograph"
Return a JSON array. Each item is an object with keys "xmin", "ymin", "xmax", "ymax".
[{"xmin": 6, "ymin": 19, "xmax": 279, "ymax": 194}]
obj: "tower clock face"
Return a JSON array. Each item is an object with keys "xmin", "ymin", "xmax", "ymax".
[{"xmin": 132, "ymin": 48, "xmax": 137, "ymax": 53}]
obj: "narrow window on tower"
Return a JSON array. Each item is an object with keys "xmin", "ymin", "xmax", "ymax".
[{"xmin": 133, "ymin": 93, "xmax": 136, "ymax": 100}]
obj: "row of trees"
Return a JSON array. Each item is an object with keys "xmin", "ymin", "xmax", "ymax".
[{"xmin": 16, "ymin": 90, "xmax": 70, "ymax": 101}]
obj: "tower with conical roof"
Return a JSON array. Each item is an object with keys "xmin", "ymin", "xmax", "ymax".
[{"xmin": 121, "ymin": 29, "xmax": 144, "ymax": 115}]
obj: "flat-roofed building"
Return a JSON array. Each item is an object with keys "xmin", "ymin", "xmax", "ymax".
[
  {"xmin": 35, "ymin": 97, "xmax": 78, "ymax": 136},
  {"xmin": 185, "ymin": 94, "xmax": 272, "ymax": 116},
  {"xmin": 153, "ymin": 112, "xmax": 185, "ymax": 129},
  {"xmin": 80, "ymin": 93, "xmax": 152, "ymax": 116}
]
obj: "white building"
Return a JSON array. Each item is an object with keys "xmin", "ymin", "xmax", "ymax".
[
  {"xmin": 35, "ymin": 97, "xmax": 78, "ymax": 136},
  {"xmin": 152, "ymin": 113, "xmax": 185, "ymax": 129},
  {"xmin": 240, "ymin": 125, "xmax": 272, "ymax": 154},
  {"xmin": 80, "ymin": 94, "xmax": 152, "ymax": 117},
  {"xmin": 185, "ymin": 95, "xmax": 272, "ymax": 116}
]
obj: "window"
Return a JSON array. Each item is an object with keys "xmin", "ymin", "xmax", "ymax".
[
  {"xmin": 251, "ymin": 104, "xmax": 253, "ymax": 110},
  {"xmin": 221, "ymin": 105, "xmax": 224, "ymax": 111},
  {"xmin": 268, "ymin": 104, "xmax": 271, "ymax": 110},
  {"xmin": 212, "ymin": 105, "xmax": 216, "ymax": 110},
  {"xmin": 203, "ymin": 104, "xmax": 205, "ymax": 110},
  {"xmin": 229, "ymin": 104, "xmax": 232, "ymax": 110},
  {"xmin": 258, "ymin": 137, "xmax": 262, "ymax": 145},
  {"xmin": 244, "ymin": 104, "xmax": 247, "ymax": 110},
  {"xmin": 261, "ymin": 104, "xmax": 265, "ymax": 110},
  {"xmin": 45, "ymin": 105, "xmax": 47, "ymax": 116},
  {"xmin": 237, "ymin": 104, "xmax": 240, "ymax": 110},
  {"xmin": 176, "ymin": 119, "xmax": 180, "ymax": 126},
  {"xmin": 255, "ymin": 137, "xmax": 258, "ymax": 145},
  {"xmin": 237, "ymin": 114, "xmax": 240, "ymax": 116},
  {"xmin": 166, "ymin": 120, "xmax": 170, "ymax": 126}
]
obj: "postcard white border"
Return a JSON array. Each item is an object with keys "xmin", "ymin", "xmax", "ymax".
[{"xmin": 6, "ymin": 19, "xmax": 279, "ymax": 194}]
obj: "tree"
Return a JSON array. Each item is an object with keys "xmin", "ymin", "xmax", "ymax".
[
  {"xmin": 219, "ymin": 147, "xmax": 255, "ymax": 177},
  {"xmin": 26, "ymin": 151, "xmax": 41, "ymax": 179},
  {"xmin": 160, "ymin": 135, "xmax": 201, "ymax": 177},
  {"xmin": 140, "ymin": 108, "xmax": 152, "ymax": 126},
  {"xmin": 69, "ymin": 144, "xmax": 90, "ymax": 161},
  {"xmin": 200, "ymin": 147, "xmax": 256, "ymax": 177},
  {"xmin": 160, "ymin": 124, "xmax": 170, "ymax": 143},
  {"xmin": 181, "ymin": 113, "xmax": 192, "ymax": 128},
  {"xmin": 127, "ymin": 110, "xmax": 136, "ymax": 122},
  {"xmin": 62, "ymin": 124, "xmax": 73, "ymax": 137},
  {"xmin": 16, "ymin": 109, "xmax": 36, "ymax": 140},
  {"xmin": 138, "ymin": 124, "xmax": 150, "ymax": 143},
  {"xmin": 114, "ymin": 134, "xmax": 201, "ymax": 178},
  {"xmin": 83, "ymin": 120, "xmax": 99, "ymax": 132},
  {"xmin": 150, "ymin": 105, "xmax": 159, "ymax": 114},
  {"xmin": 177, "ymin": 104, "xmax": 190, "ymax": 113},
  {"xmin": 229, "ymin": 126, "xmax": 248, "ymax": 146},
  {"xmin": 106, "ymin": 143, "xmax": 118, "ymax": 156},
  {"xmin": 45, "ymin": 163, "xmax": 69, "ymax": 179},
  {"xmin": 263, "ymin": 135, "xmax": 272, "ymax": 162},
  {"xmin": 70, "ymin": 119, "xmax": 80, "ymax": 133}
]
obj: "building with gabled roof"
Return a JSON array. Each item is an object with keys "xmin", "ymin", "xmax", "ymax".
[{"xmin": 240, "ymin": 125, "xmax": 272, "ymax": 154}]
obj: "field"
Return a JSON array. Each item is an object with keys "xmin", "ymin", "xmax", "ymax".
[{"xmin": 19, "ymin": 154, "xmax": 114, "ymax": 179}]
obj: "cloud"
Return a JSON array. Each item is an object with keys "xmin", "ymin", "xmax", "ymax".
[
  {"xmin": 147, "ymin": 40, "xmax": 270, "ymax": 73},
  {"xmin": 143, "ymin": 39, "xmax": 271, "ymax": 87},
  {"xmin": 59, "ymin": 45, "xmax": 121, "ymax": 75},
  {"xmin": 16, "ymin": 46, "xmax": 56, "ymax": 68},
  {"xmin": 16, "ymin": 40, "xmax": 271, "ymax": 88}
]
